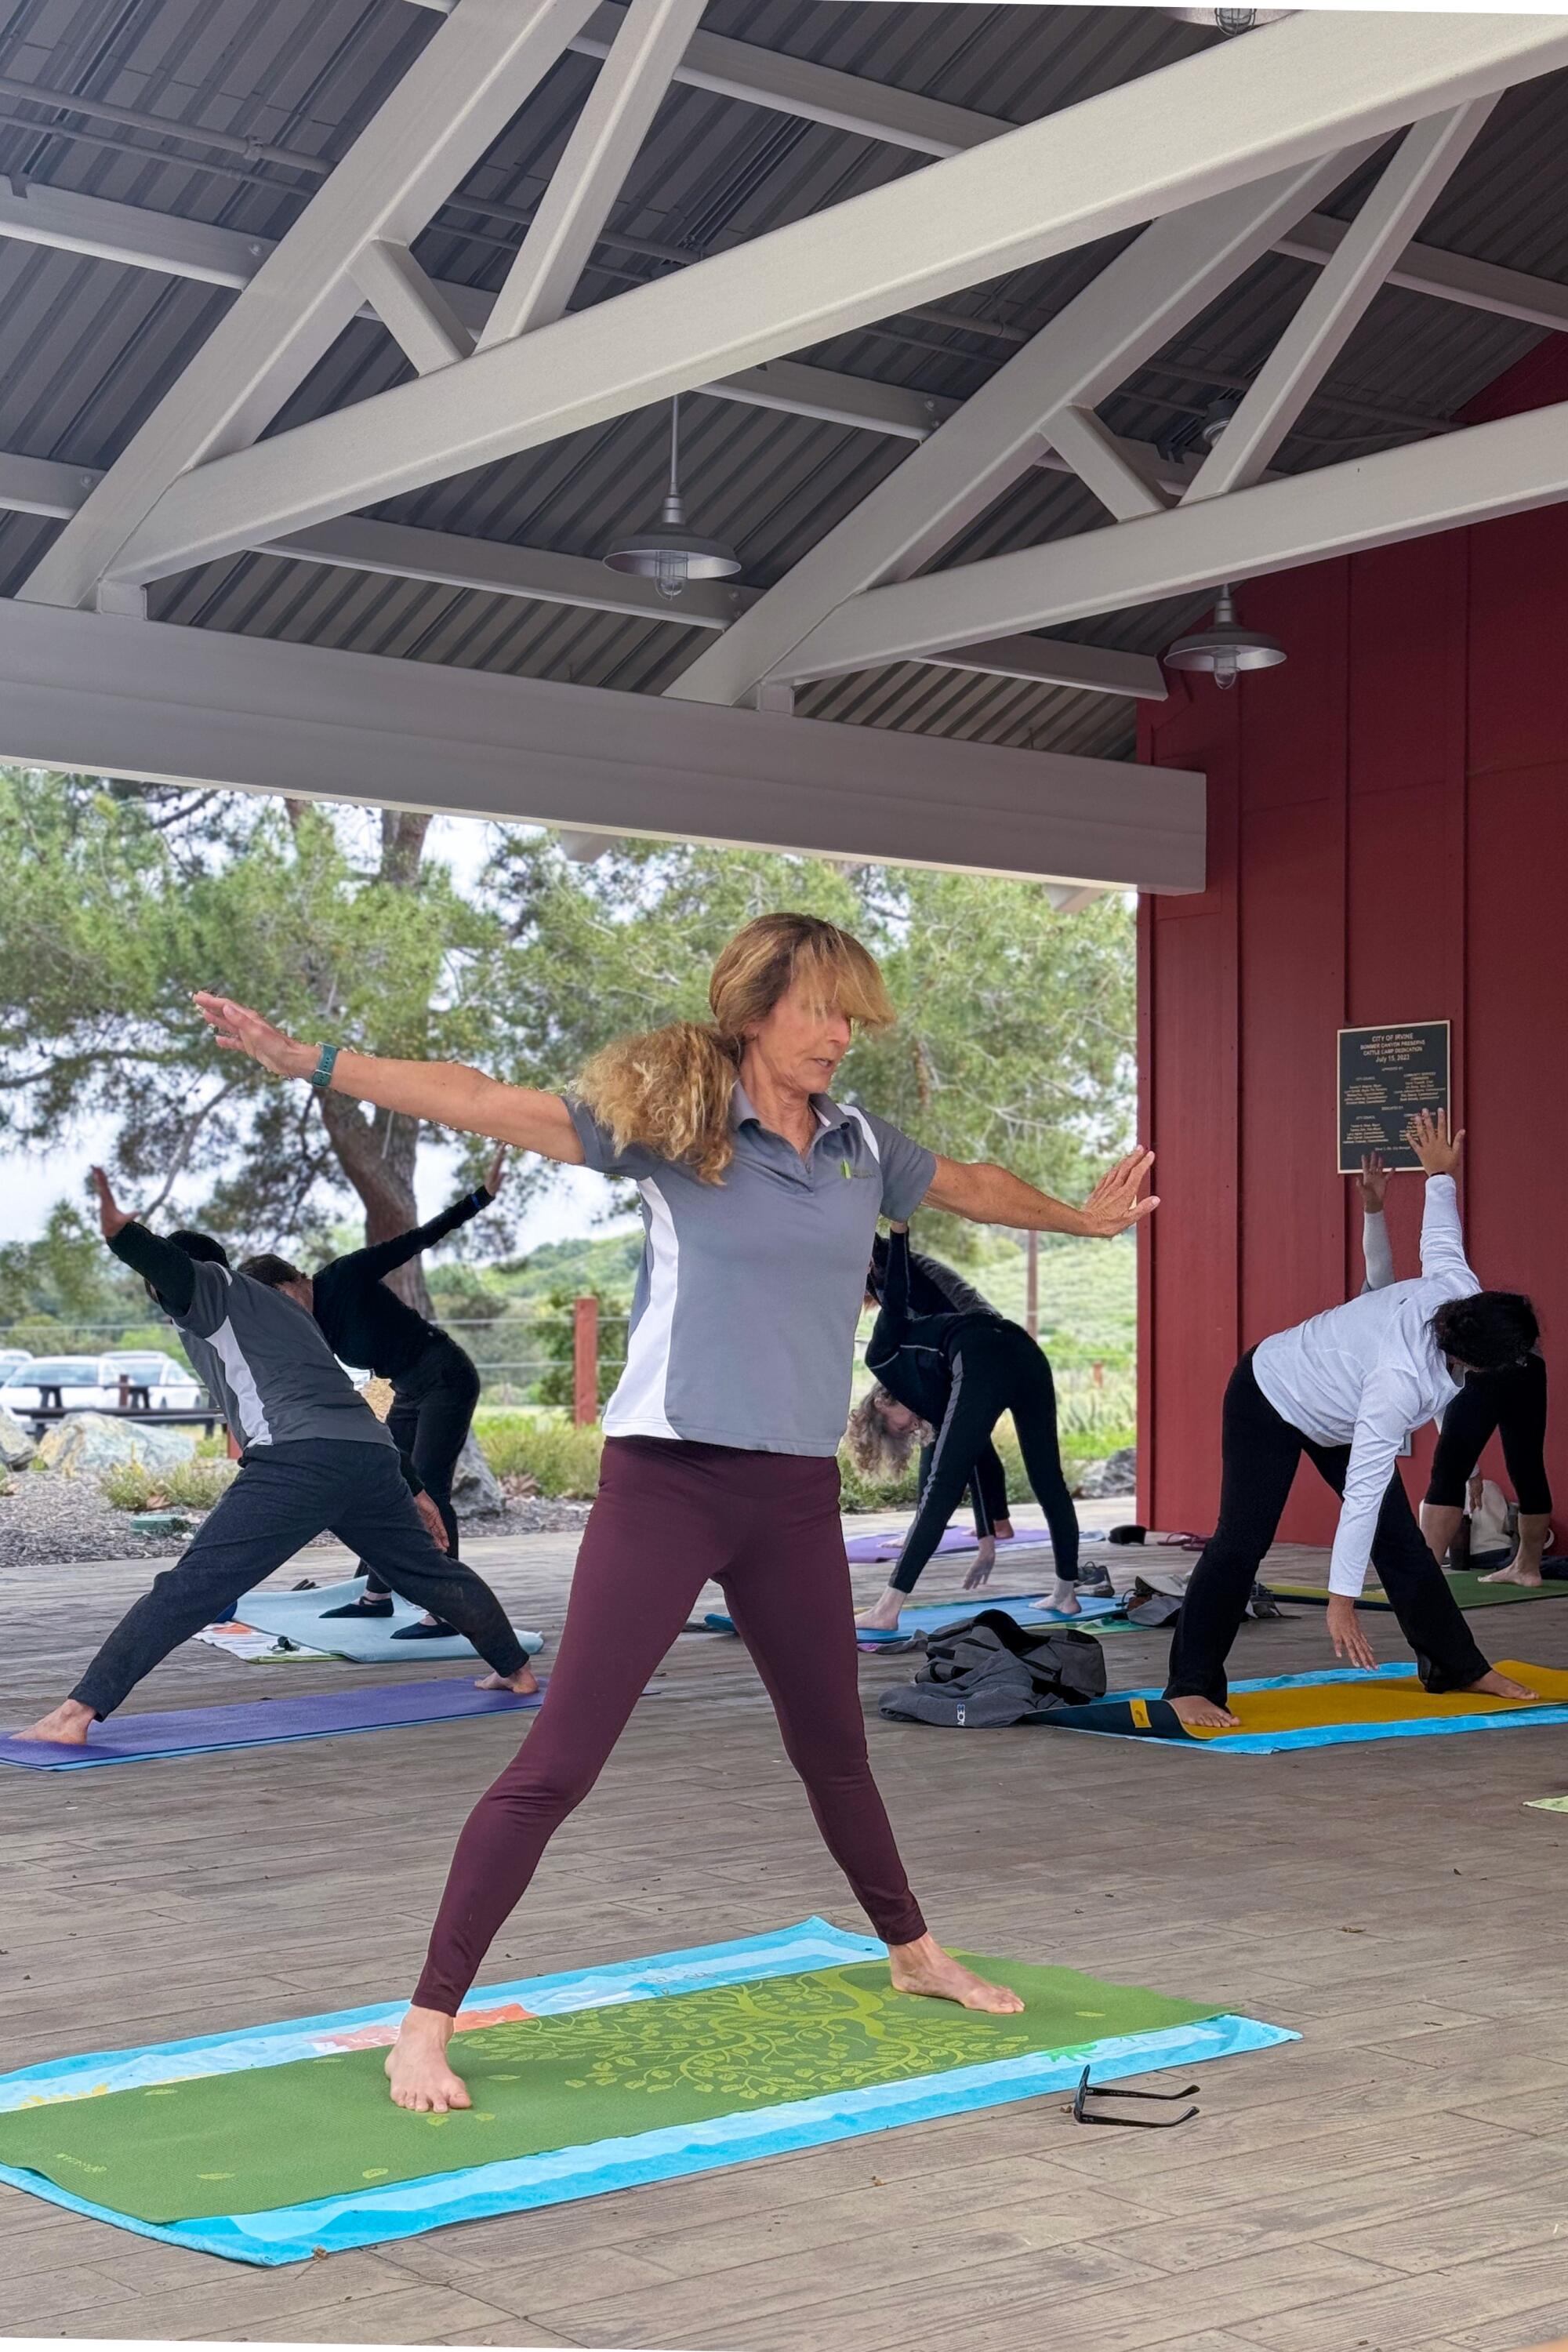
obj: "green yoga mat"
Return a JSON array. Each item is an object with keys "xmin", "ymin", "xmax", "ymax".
[
  {"xmin": 0, "ymin": 1956, "xmax": 1216, "ymax": 2227},
  {"xmin": 1269, "ymin": 1569, "xmax": 1567, "ymax": 1612}
]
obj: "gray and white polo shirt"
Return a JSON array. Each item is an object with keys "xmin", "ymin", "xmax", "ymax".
[{"xmin": 565, "ymin": 1083, "xmax": 936, "ymax": 1457}]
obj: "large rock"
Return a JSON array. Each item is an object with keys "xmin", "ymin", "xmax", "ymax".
[
  {"xmin": 36, "ymin": 1412, "xmax": 198, "ymax": 1479},
  {"xmin": 452, "ymin": 1432, "xmax": 506, "ymax": 1520},
  {"xmin": 1074, "ymin": 1446, "xmax": 1138, "ymax": 1501},
  {"xmin": 0, "ymin": 1405, "xmax": 36, "ymax": 1470}
]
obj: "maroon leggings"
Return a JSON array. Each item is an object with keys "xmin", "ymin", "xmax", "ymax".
[{"xmin": 413, "ymin": 1437, "xmax": 927, "ymax": 2013}]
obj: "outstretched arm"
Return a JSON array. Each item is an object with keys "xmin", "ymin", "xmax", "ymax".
[
  {"xmin": 924, "ymin": 1149, "xmax": 1156, "ymax": 1239},
  {"xmin": 333, "ymin": 1179, "xmax": 499, "ymax": 1287},
  {"xmin": 1406, "ymin": 1111, "xmax": 1475, "ymax": 1287},
  {"xmin": 865, "ymin": 1224, "xmax": 913, "ymax": 1374},
  {"xmin": 1356, "ymin": 1153, "xmax": 1395, "ymax": 1294},
  {"xmin": 191, "ymin": 995, "xmax": 584, "ymax": 1163},
  {"xmin": 90, "ymin": 1167, "xmax": 197, "ymax": 1316}
]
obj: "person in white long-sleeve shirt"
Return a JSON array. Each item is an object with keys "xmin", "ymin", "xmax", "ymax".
[
  {"xmin": 1166, "ymin": 1111, "xmax": 1537, "ymax": 1728},
  {"xmin": 1357, "ymin": 1154, "xmax": 1553, "ymax": 1588}
]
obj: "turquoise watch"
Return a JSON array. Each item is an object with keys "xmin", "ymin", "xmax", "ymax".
[{"xmin": 309, "ymin": 1044, "xmax": 340, "ymax": 1092}]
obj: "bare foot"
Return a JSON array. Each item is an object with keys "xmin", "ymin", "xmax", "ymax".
[
  {"xmin": 1168, "ymin": 1693, "xmax": 1241, "ymax": 1730},
  {"xmin": 475, "ymin": 1664, "xmax": 539, "ymax": 1697},
  {"xmin": 856, "ymin": 1588, "xmax": 903, "ymax": 1634},
  {"xmin": 888, "ymin": 1933, "xmax": 1024, "ymax": 2014},
  {"xmin": 1465, "ymin": 1668, "xmax": 1537, "ymax": 1702},
  {"xmin": 385, "ymin": 2006, "xmax": 471, "ymax": 2113},
  {"xmin": 1477, "ymin": 1562, "xmax": 1544, "ymax": 1588},
  {"xmin": 13, "ymin": 1699, "xmax": 95, "ymax": 1746},
  {"xmin": 1051, "ymin": 1581, "xmax": 1081, "ymax": 1617}
]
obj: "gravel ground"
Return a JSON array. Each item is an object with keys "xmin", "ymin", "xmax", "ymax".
[{"xmin": 0, "ymin": 1468, "xmax": 592, "ymax": 1567}]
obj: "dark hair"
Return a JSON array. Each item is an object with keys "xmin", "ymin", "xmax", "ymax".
[
  {"xmin": 166, "ymin": 1229, "xmax": 230, "ymax": 1267},
  {"xmin": 239, "ymin": 1252, "xmax": 307, "ymax": 1289},
  {"xmin": 1429, "ymin": 1290, "xmax": 1538, "ymax": 1371}
]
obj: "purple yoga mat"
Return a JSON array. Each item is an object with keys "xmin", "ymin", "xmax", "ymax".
[
  {"xmin": 844, "ymin": 1525, "xmax": 989, "ymax": 1565},
  {"xmin": 0, "ymin": 1677, "xmax": 546, "ymax": 1771}
]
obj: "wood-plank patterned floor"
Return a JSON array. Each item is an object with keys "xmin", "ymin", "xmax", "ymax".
[{"xmin": 5, "ymin": 1512, "xmax": 1568, "ymax": 2350}]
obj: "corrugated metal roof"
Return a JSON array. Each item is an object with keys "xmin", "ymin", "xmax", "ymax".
[{"xmin": 0, "ymin": 1, "xmax": 1563, "ymax": 763}]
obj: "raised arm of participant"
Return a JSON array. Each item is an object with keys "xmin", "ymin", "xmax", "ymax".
[
  {"xmin": 866, "ymin": 1223, "xmax": 913, "ymax": 1377},
  {"xmin": 910, "ymin": 1246, "xmax": 994, "ymax": 1319},
  {"xmin": 191, "ymin": 995, "xmax": 583, "ymax": 1163},
  {"xmin": 334, "ymin": 1168, "xmax": 502, "ymax": 1287},
  {"xmin": 89, "ymin": 1167, "xmax": 198, "ymax": 1316},
  {"xmin": 1356, "ymin": 1153, "xmax": 1395, "ymax": 1294},
  {"xmin": 1406, "ymin": 1110, "xmax": 1474, "ymax": 1288},
  {"xmin": 924, "ymin": 1149, "xmax": 1156, "ymax": 1238}
]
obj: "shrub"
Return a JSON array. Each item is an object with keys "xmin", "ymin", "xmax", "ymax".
[
  {"xmin": 474, "ymin": 1411, "xmax": 604, "ymax": 1499},
  {"xmin": 99, "ymin": 1457, "xmax": 239, "ymax": 1514}
]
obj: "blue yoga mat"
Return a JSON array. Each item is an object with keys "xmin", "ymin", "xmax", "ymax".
[
  {"xmin": 231, "ymin": 1577, "xmax": 543, "ymax": 1664},
  {"xmin": 0, "ymin": 1918, "xmax": 1293, "ymax": 2265},
  {"xmin": 0, "ymin": 1677, "xmax": 545, "ymax": 1770},
  {"xmin": 705, "ymin": 1594, "xmax": 1126, "ymax": 1644}
]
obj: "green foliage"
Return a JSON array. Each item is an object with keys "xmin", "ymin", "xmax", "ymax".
[
  {"xmin": 473, "ymin": 1411, "xmax": 604, "ymax": 1498},
  {"xmin": 529, "ymin": 1284, "xmax": 630, "ymax": 1410},
  {"xmin": 98, "ymin": 1457, "xmax": 238, "ymax": 1513}
]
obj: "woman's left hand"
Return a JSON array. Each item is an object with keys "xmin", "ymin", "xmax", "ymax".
[
  {"xmin": 1078, "ymin": 1149, "xmax": 1158, "ymax": 1238},
  {"xmin": 963, "ymin": 1536, "xmax": 998, "ymax": 1591},
  {"xmin": 485, "ymin": 1145, "xmax": 508, "ymax": 1198}
]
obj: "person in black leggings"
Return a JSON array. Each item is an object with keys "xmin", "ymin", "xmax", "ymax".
[
  {"xmin": 241, "ymin": 1149, "xmax": 504, "ymax": 1639},
  {"xmin": 854, "ymin": 1224, "xmax": 1080, "ymax": 1633}
]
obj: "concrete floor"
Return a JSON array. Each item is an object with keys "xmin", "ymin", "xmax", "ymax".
[{"xmin": 5, "ymin": 1511, "xmax": 1568, "ymax": 2350}]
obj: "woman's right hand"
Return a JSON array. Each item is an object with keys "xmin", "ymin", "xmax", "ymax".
[
  {"xmin": 191, "ymin": 993, "xmax": 317, "ymax": 1080},
  {"xmin": 1078, "ymin": 1149, "xmax": 1158, "ymax": 1238},
  {"xmin": 1356, "ymin": 1152, "xmax": 1388, "ymax": 1213},
  {"xmin": 1406, "ymin": 1107, "xmax": 1464, "ymax": 1178}
]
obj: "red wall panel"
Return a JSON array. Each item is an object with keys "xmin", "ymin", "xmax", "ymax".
[{"xmin": 1139, "ymin": 405, "xmax": 1564, "ymax": 1547}]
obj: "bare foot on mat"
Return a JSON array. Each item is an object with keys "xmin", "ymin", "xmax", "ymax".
[
  {"xmin": 1050, "ymin": 1581, "xmax": 1081, "ymax": 1617},
  {"xmin": 1168, "ymin": 1693, "xmax": 1241, "ymax": 1730},
  {"xmin": 888, "ymin": 1936, "xmax": 1025, "ymax": 2014},
  {"xmin": 855, "ymin": 1588, "xmax": 903, "ymax": 1634},
  {"xmin": 1465, "ymin": 1668, "xmax": 1537, "ymax": 1702},
  {"xmin": 386, "ymin": 2009, "xmax": 472, "ymax": 2113},
  {"xmin": 1477, "ymin": 1562, "xmax": 1544, "ymax": 1588},
  {"xmin": 13, "ymin": 1699, "xmax": 94, "ymax": 1745},
  {"xmin": 475, "ymin": 1664, "xmax": 539, "ymax": 1697}
]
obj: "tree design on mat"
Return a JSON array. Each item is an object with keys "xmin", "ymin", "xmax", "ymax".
[{"xmin": 463, "ymin": 1969, "xmax": 1036, "ymax": 2105}]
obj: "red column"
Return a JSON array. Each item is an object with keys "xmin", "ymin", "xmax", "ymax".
[{"xmin": 572, "ymin": 1296, "xmax": 600, "ymax": 1427}]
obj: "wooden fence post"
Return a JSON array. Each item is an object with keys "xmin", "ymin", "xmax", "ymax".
[{"xmin": 572, "ymin": 1296, "xmax": 600, "ymax": 1426}]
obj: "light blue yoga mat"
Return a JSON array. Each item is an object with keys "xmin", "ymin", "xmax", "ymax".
[
  {"xmin": 0, "ymin": 1918, "xmax": 1293, "ymax": 2265},
  {"xmin": 231, "ymin": 1577, "xmax": 543, "ymax": 1665}
]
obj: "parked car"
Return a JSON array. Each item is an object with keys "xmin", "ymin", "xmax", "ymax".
[
  {"xmin": 0, "ymin": 1353, "xmax": 204, "ymax": 1414},
  {"xmin": 0, "ymin": 1348, "xmax": 34, "ymax": 1381}
]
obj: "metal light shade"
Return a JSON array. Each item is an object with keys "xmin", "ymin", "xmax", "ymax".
[
  {"xmin": 1164, "ymin": 585, "xmax": 1287, "ymax": 691},
  {"xmin": 604, "ymin": 397, "xmax": 740, "ymax": 601}
]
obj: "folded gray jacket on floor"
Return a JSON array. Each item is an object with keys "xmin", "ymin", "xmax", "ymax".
[{"xmin": 879, "ymin": 1608, "xmax": 1107, "ymax": 1727}]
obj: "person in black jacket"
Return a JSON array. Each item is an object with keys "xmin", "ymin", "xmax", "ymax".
[
  {"xmin": 240, "ymin": 1149, "xmax": 505, "ymax": 1638},
  {"xmin": 856, "ymin": 1232, "xmax": 1017, "ymax": 1563},
  {"xmin": 855, "ymin": 1224, "xmax": 1080, "ymax": 1634}
]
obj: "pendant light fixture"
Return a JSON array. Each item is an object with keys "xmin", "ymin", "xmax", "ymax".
[
  {"xmin": 603, "ymin": 396, "xmax": 741, "ymax": 601},
  {"xmin": 1170, "ymin": 7, "xmax": 1293, "ymax": 31},
  {"xmin": 1164, "ymin": 586, "xmax": 1287, "ymax": 691}
]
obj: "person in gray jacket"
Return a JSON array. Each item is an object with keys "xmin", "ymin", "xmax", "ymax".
[{"xmin": 14, "ymin": 1170, "xmax": 535, "ymax": 1746}]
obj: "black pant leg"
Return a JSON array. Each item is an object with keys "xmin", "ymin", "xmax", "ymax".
[
  {"xmin": 1004, "ymin": 1332, "xmax": 1080, "ymax": 1584},
  {"xmin": 1165, "ymin": 1355, "xmax": 1305, "ymax": 1705},
  {"xmin": 72, "ymin": 1454, "xmax": 336, "ymax": 1717},
  {"xmin": 889, "ymin": 1348, "xmax": 1011, "ymax": 1595},
  {"xmin": 407, "ymin": 1350, "xmax": 481, "ymax": 1554},
  {"xmin": 975, "ymin": 1439, "xmax": 1011, "ymax": 1530},
  {"xmin": 1497, "ymin": 1357, "xmax": 1553, "ymax": 1516},
  {"xmin": 1425, "ymin": 1380, "xmax": 1498, "ymax": 1510},
  {"xmin": 328, "ymin": 1446, "xmax": 525, "ymax": 1677},
  {"xmin": 360, "ymin": 1391, "xmax": 421, "ymax": 1594}
]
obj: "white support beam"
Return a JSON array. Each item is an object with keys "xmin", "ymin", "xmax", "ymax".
[
  {"xmin": 1275, "ymin": 210, "xmax": 1568, "ymax": 335},
  {"xmin": 478, "ymin": 0, "xmax": 706, "ymax": 347},
  {"xmin": 668, "ymin": 148, "xmax": 1361, "ymax": 707},
  {"xmin": 0, "ymin": 451, "xmax": 1161, "ymax": 699},
  {"xmin": 351, "ymin": 238, "xmax": 475, "ymax": 372},
  {"xmin": 776, "ymin": 397, "xmax": 1568, "ymax": 678},
  {"xmin": 0, "ymin": 601, "xmax": 1207, "ymax": 891},
  {"xmin": 106, "ymin": 13, "xmax": 1568, "ymax": 596},
  {"xmin": 1040, "ymin": 405, "xmax": 1171, "ymax": 522},
  {"xmin": 1186, "ymin": 100, "xmax": 1494, "ymax": 503},
  {"xmin": 16, "ymin": 0, "xmax": 604, "ymax": 612}
]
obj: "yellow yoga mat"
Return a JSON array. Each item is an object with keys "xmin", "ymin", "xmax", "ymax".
[{"xmin": 1185, "ymin": 1661, "xmax": 1568, "ymax": 1741}]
